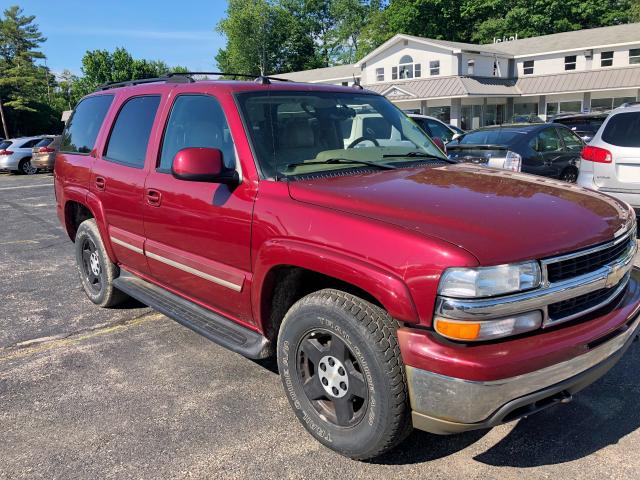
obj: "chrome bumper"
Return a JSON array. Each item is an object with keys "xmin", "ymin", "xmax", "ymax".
[
  {"xmin": 408, "ymin": 307, "xmax": 640, "ymax": 434},
  {"xmin": 436, "ymin": 228, "xmax": 637, "ymax": 328}
]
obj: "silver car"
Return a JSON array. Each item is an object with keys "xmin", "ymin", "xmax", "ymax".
[
  {"xmin": 0, "ymin": 136, "xmax": 45, "ymax": 174},
  {"xmin": 577, "ymin": 103, "xmax": 640, "ymax": 216},
  {"xmin": 31, "ymin": 135, "xmax": 61, "ymax": 171}
]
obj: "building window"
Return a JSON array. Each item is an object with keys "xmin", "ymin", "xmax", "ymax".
[
  {"xmin": 523, "ymin": 60, "xmax": 534, "ymax": 75},
  {"xmin": 467, "ymin": 60, "xmax": 475, "ymax": 75},
  {"xmin": 414, "ymin": 63, "xmax": 421, "ymax": 78},
  {"xmin": 601, "ymin": 51, "xmax": 614, "ymax": 67},
  {"xmin": 376, "ymin": 68, "xmax": 384, "ymax": 82},
  {"xmin": 341, "ymin": 81, "xmax": 348, "ymax": 86},
  {"xmin": 429, "ymin": 60, "xmax": 440, "ymax": 76},
  {"xmin": 392, "ymin": 66, "xmax": 398, "ymax": 80},
  {"xmin": 565, "ymin": 55, "xmax": 577, "ymax": 71},
  {"xmin": 630, "ymin": 48, "xmax": 640, "ymax": 65},
  {"xmin": 398, "ymin": 55, "xmax": 414, "ymax": 79}
]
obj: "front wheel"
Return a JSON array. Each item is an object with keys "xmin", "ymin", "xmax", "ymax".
[{"xmin": 277, "ymin": 289, "xmax": 411, "ymax": 459}]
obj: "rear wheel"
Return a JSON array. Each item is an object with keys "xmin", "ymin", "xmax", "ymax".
[
  {"xmin": 75, "ymin": 219, "xmax": 127, "ymax": 307},
  {"xmin": 18, "ymin": 158, "xmax": 37, "ymax": 175},
  {"xmin": 560, "ymin": 167, "xmax": 578, "ymax": 183},
  {"xmin": 277, "ymin": 289, "xmax": 411, "ymax": 459}
]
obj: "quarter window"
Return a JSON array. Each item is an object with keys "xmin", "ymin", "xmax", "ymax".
[
  {"xmin": 601, "ymin": 51, "xmax": 614, "ymax": 67},
  {"xmin": 104, "ymin": 95, "xmax": 160, "ymax": 168},
  {"xmin": 159, "ymin": 94, "xmax": 236, "ymax": 172},
  {"xmin": 376, "ymin": 68, "xmax": 384, "ymax": 82},
  {"xmin": 61, "ymin": 95, "xmax": 114, "ymax": 154},
  {"xmin": 523, "ymin": 60, "xmax": 534, "ymax": 75},
  {"xmin": 630, "ymin": 49, "xmax": 640, "ymax": 65},
  {"xmin": 565, "ymin": 55, "xmax": 577, "ymax": 71},
  {"xmin": 429, "ymin": 60, "xmax": 440, "ymax": 76}
]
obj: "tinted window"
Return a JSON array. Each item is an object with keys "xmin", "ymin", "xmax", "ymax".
[
  {"xmin": 105, "ymin": 95, "xmax": 160, "ymax": 168},
  {"xmin": 425, "ymin": 119, "xmax": 453, "ymax": 142},
  {"xmin": 34, "ymin": 138, "xmax": 53, "ymax": 148},
  {"xmin": 458, "ymin": 129, "xmax": 524, "ymax": 145},
  {"xmin": 61, "ymin": 95, "xmax": 113, "ymax": 153},
  {"xmin": 602, "ymin": 112, "xmax": 640, "ymax": 147},
  {"xmin": 530, "ymin": 128, "xmax": 561, "ymax": 152},
  {"xmin": 557, "ymin": 128, "xmax": 584, "ymax": 152},
  {"xmin": 159, "ymin": 95, "xmax": 236, "ymax": 172}
]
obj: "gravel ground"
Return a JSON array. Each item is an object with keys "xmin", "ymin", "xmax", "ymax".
[{"xmin": 1, "ymin": 172, "xmax": 640, "ymax": 480}]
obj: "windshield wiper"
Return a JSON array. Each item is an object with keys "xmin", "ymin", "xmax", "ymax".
[
  {"xmin": 286, "ymin": 158, "xmax": 397, "ymax": 171},
  {"xmin": 382, "ymin": 151, "xmax": 455, "ymax": 163}
]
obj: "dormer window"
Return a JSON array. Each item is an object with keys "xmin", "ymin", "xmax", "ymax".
[{"xmin": 467, "ymin": 60, "xmax": 475, "ymax": 75}]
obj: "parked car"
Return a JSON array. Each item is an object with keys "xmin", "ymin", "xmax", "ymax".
[
  {"xmin": 408, "ymin": 113, "xmax": 461, "ymax": 144},
  {"xmin": 578, "ymin": 104, "xmax": 640, "ymax": 217},
  {"xmin": 447, "ymin": 123, "xmax": 584, "ymax": 182},
  {"xmin": 0, "ymin": 136, "xmax": 45, "ymax": 174},
  {"xmin": 551, "ymin": 112, "xmax": 608, "ymax": 143},
  {"xmin": 31, "ymin": 135, "xmax": 62, "ymax": 171},
  {"xmin": 55, "ymin": 75, "xmax": 640, "ymax": 460}
]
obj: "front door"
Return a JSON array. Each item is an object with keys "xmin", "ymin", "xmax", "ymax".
[
  {"xmin": 143, "ymin": 93, "xmax": 256, "ymax": 326},
  {"xmin": 90, "ymin": 94, "xmax": 162, "ymax": 275},
  {"xmin": 527, "ymin": 127, "xmax": 566, "ymax": 178}
]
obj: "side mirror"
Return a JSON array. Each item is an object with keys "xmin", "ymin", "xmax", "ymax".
[
  {"xmin": 172, "ymin": 147, "xmax": 238, "ymax": 185},
  {"xmin": 452, "ymin": 133, "xmax": 461, "ymax": 141},
  {"xmin": 432, "ymin": 137, "xmax": 446, "ymax": 152}
]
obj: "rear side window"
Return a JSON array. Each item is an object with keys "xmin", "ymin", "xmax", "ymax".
[
  {"xmin": 459, "ymin": 129, "xmax": 523, "ymax": 145},
  {"xmin": 158, "ymin": 94, "xmax": 236, "ymax": 171},
  {"xmin": 0, "ymin": 141, "xmax": 9, "ymax": 149},
  {"xmin": 104, "ymin": 95, "xmax": 161, "ymax": 168},
  {"xmin": 61, "ymin": 95, "xmax": 114, "ymax": 154},
  {"xmin": 17, "ymin": 139, "xmax": 41, "ymax": 148},
  {"xmin": 601, "ymin": 112, "xmax": 640, "ymax": 147}
]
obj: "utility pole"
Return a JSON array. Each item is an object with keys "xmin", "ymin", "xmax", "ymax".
[{"xmin": 0, "ymin": 96, "xmax": 9, "ymax": 139}]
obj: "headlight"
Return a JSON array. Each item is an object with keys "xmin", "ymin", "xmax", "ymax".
[{"xmin": 438, "ymin": 261, "xmax": 541, "ymax": 298}]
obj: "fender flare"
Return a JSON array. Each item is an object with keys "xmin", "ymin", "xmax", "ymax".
[{"xmin": 252, "ymin": 238, "xmax": 420, "ymax": 330}]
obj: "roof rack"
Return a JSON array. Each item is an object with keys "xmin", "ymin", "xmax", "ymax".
[{"xmin": 97, "ymin": 71, "xmax": 291, "ymax": 91}]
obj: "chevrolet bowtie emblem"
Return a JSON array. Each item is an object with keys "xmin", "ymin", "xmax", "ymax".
[{"xmin": 605, "ymin": 263, "xmax": 627, "ymax": 288}]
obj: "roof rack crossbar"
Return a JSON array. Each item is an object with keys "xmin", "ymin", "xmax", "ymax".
[{"xmin": 165, "ymin": 72, "xmax": 292, "ymax": 84}]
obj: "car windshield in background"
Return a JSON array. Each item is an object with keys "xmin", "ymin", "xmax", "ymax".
[
  {"xmin": 34, "ymin": 137, "xmax": 53, "ymax": 147},
  {"xmin": 458, "ymin": 129, "xmax": 525, "ymax": 145},
  {"xmin": 602, "ymin": 112, "xmax": 640, "ymax": 147},
  {"xmin": 236, "ymin": 91, "xmax": 446, "ymax": 178}
]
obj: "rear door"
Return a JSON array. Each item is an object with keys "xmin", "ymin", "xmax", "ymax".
[
  {"xmin": 594, "ymin": 110, "xmax": 640, "ymax": 189},
  {"xmin": 142, "ymin": 92, "xmax": 255, "ymax": 326},
  {"xmin": 90, "ymin": 93, "xmax": 162, "ymax": 275}
]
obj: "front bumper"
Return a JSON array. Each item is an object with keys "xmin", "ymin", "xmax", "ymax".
[{"xmin": 405, "ymin": 271, "xmax": 640, "ymax": 434}]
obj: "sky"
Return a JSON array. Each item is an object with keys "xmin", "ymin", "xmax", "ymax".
[{"xmin": 8, "ymin": 0, "xmax": 229, "ymax": 76}]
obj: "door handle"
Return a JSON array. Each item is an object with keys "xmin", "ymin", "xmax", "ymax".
[
  {"xmin": 95, "ymin": 176, "xmax": 106, "ymax": 191},
  {"xmin": 146, "ymin": 189, "xmax": 162, "ymax": 207}
]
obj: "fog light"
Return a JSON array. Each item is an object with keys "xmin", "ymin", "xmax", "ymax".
[{"xmin": 435, "ymin": 311, "xmax": 542, "ymax": 341}]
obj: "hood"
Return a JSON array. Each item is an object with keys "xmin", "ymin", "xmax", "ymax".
[{"xmin": 287, "ymin": 165, "xmax": 633, "ymax": 265}]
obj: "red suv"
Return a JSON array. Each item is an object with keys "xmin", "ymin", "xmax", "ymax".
[{"xmin": 55, "ymin": 74, "xmax": 640, "ymax": 459}]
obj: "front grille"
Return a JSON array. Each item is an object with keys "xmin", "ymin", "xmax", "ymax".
[
  {"xmin": 548, "ymin": 284, "xmax": 624, "ymax": 320},
  {"xmin": 546, "ymin": 234, "xmax": 633, "ymax": 283}
]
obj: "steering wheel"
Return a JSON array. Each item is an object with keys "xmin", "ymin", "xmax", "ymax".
[{"xmin": 347, "ymin": 136, "xmax": 380, "ymax": 148}]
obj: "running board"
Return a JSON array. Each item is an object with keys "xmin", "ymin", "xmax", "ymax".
[{"xmin": 113, "ymin": 270, "xmax": 271, "ymax": 359}]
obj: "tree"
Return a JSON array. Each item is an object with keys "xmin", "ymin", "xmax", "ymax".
[{"xmin": 0, "ymin": 5, "xmax": 48, "ymax": 137}]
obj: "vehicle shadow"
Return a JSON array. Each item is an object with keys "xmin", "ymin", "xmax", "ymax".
[
  {"xmin": 474, "ymin": 340, "xmax": 640, "ymax": 467},
  {"xmin": 375, "ymin": 340, "xmax": 640, "ymax": 466}
]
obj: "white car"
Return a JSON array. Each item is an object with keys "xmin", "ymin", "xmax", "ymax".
[
  {"xmin": 0, "ymin": 136, "xmax": 45, "ymax": 175},
  {"xmin": 577, "ymin": 103, "xmax": 640, "ymax": 217}
]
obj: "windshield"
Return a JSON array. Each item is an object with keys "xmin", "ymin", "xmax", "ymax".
[
  {"xmin": 457, "ymin": 129, "xmax": 525, "ymax": 145},
  {"xmin": 236, "ymin": 91, "xmax": 446, "ymax": 178}
]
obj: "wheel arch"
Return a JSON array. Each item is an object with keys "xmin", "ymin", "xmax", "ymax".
[{"xmin": 253, "ymin": 239, "xmax": 419, "ymax": 342}]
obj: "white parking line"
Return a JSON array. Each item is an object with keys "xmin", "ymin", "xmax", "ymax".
[{"xmin": 0, "ymin": 183, "xmax": 54, "ymax": 191}]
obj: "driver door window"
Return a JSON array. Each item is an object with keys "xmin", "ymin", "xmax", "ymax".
[
  {"xmin": 557, "ymin": 127, "xmax": 584, "ymax": 152},
  {"xmin": 530, "ymin": 128, "xmax": 561, "ymax": 153}
]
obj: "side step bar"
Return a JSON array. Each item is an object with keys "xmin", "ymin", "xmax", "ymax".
[{"xmin": 113, "ymin": 270, "xmax": 271, "ymax": 359}]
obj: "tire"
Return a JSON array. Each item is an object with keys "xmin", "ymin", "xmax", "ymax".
[
  {"xmin": 18, "ymin": 158, "xmax": 37, "ymax": 175},
  {"xmin": 75, "ymin": 219, "xmax": 127, "ymax": 307},
  {"xmin": 277, "ymin": 289, "xmax": 411, "ymax": 459},
  {"xmin": 560, "ymin": 167, "xmax": 578, "ymax": 183}
]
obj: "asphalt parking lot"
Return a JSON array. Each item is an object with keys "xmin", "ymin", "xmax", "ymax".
[{"xmin": 2, "ymin": 172, "xmax": 640, "ymax": 480}]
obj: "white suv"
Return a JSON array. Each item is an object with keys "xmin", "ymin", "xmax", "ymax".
[
  {"xmin": 0, "ymin": 136, "xmax": 45, "ymax": 174},
  {"xmin": 577, "ymin": 103, "xmax": 640, "ymax": 216}
]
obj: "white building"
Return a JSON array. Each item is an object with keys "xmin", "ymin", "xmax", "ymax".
[{"xmin": 280, "ymin": 23, "xmax": 640, "ymax": 129}]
